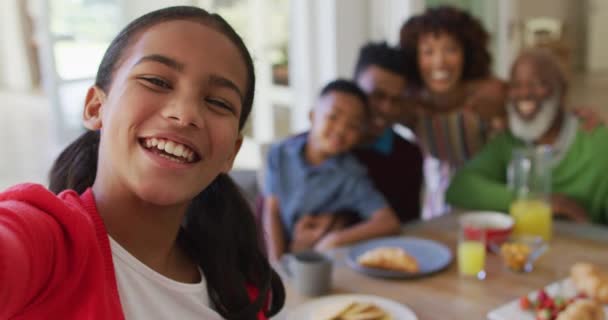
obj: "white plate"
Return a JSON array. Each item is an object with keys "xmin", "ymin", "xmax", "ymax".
[
  {"xmin": 286, "ymin": 294, "xmax": 418, "ymax": 320},
  {"xmin": 487, "ymin": 278, "xmax": 608, "ymax": 320}
]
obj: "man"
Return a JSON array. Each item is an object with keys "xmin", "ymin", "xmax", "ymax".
[
  {"xmin": 446, "ymin": 49, "xmax": 608, "ymax": 225},
  {"xmin": 352, "ymin": 42, "xmax": 424, "ymax": 223}
]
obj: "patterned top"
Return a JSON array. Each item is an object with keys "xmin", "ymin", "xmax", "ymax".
[{"xmin": 417, "ymin": 110, "xmax": 490, "ymax": 168}]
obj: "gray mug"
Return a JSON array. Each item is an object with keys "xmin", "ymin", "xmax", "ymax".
[{"xmin": 283, "ymin": 250, "xmax": 333, "ymax": 296}]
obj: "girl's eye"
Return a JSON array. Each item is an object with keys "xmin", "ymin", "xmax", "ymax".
[
  {"xmin": 206, "ymin": 98, "xmax": 235, "ymax": 114},
  {"xmin": 140, "ymin": 76, "xmax": 172, "ymax": 89}
]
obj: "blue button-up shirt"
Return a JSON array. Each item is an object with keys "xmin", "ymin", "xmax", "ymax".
[{"xmin": 264, "ymin": 133, "xmax": 388, "ymax": 238}]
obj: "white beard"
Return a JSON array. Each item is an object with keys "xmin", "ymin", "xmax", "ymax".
[{"xmin": 507, "ymin": 93, "xmax": 560, "ymax": 143}]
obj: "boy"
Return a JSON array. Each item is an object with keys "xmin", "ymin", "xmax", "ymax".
[{"xmin": 262, "ymin": 79, "xmax": 401, "ymax": 261}]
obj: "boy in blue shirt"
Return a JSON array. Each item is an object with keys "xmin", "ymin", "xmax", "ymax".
[{"xmin": 263, "ymin": 79, "xmax": 401, "ymax": 261}]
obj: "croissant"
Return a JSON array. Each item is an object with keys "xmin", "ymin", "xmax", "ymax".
[
  {"xmin": 357, "ymin": 247, "xmax": 419, "ymax": 273},
  {"xmin": 318, "ymin": 301, "xmax": 392, "ymax": 320},
  {"xmin": 571, "ymin": 263, "xmax": 608, "ymax": 303},
  {"xmin": 555, "ymin": 299, "xmax": 605, "ymax": 320}
]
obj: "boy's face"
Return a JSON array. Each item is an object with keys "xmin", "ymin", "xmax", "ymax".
[{"xmin": 309, "ymin": 91, "xmax": 366, "ymax": 157}]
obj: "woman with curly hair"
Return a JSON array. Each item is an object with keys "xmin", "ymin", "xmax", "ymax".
[
  {"xmin": 400, "ymin": 5, "xmax": 506, "ymax": 168},
  {"xmin": 396, "ymin": 6, "xmax": 508, "ymax": 216}
]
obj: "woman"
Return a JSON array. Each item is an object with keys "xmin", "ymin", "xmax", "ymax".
[{"xmin": 400, "ymin": 5, "xmax": 506, "ymax": 167}]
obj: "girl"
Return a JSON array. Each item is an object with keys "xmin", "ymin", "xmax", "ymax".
[{"xmin": 0, "ymin": 6, "xmax": 284, "ymax": 320}]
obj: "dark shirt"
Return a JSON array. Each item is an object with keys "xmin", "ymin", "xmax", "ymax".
[{"xmin": 353, "ymin": 128, "xmax": 424, "ymax": 223}]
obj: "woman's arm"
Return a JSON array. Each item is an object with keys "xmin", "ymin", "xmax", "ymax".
[{"xmin": 465, "ymin": 77, "xmax": 508, "ymax": 121}]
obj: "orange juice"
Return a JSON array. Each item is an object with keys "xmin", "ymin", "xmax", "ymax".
[
  {"xmin": 458, "ymin": 241, "xmax": 486, "ymax": 276},
  {"xmin": 510, "ymin": 199, "xmax": 552, "ymax": 241}
]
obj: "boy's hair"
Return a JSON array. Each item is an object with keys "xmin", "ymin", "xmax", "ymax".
[
  {"xmin": 319, "ymin": 79, "xmax": 370, "ymax": 117},
  {"xmin": 49, "ymin": 6, "xmax": 283, "ymax": 320},
  {"xmin": 353, "ymin": 42, "xmax": 406, "ymax": 79}
]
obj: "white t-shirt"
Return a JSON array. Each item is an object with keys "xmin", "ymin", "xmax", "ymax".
[{"xmin": 109, "ymin": 237, "xmax": 224, "ymax": 320}]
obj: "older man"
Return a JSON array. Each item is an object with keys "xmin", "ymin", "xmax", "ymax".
[{"xmin": 446, "ymin": 49, "xmax": 608, "ymax": 225}]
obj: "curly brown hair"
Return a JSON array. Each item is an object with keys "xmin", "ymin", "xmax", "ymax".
[{"xmin": 399, "ymin": 6, "xmax": 491, "ymax": 88}]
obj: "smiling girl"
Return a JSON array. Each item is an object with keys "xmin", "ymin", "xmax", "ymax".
[{"xmin": 0, "ymin": 6, "xmax": 283, "ymax": 320}]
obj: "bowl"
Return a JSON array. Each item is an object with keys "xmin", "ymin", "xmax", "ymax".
[
  {"xmin": 491, "ymin": 235, "xmax": 547, "ymax": 272},
  {"xmin": 459, "ymin": 211, "xmax": 514, "ymax": 250}
]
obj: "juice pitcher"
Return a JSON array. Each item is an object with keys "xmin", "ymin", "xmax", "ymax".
[{"xmin": 508, "ymin": 146, "xmax": 552, "ymax": 241}]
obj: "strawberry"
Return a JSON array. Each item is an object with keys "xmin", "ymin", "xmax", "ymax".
[
  {"xmin": 520, "ymin": 296, "xmax": 531, "ymax": 310},
  {"xmin": 542, "ymin": 297, "xmax": 554, "ymax": 309},
  {"xmin": 554, "ymin": 297, "xmax": 566, "ymax": 311},
  {"xmin": 537, "ymin": 289, "xmax": 549, "ymax": 302}
]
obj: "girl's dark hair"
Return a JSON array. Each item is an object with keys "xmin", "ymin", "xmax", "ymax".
[
  {"xmin": 399, "ymin": 5, "xmax": 491, "ymax": 88},
  {"xmin": 49, "ymin": 6, "xmax": 283, "ymax": 320}
]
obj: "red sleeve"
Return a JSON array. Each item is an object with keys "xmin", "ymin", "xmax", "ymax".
[
  {"xmin": 247, "ymin": 285, "xmax": 271, "ymax": 320},
  {"xmin": 0, "ymin": 201, "xmax": 62, "ymax": 318}
]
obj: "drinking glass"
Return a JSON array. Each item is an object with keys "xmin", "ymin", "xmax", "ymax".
[{"xmin": 458, "ymin": 224, "xmax": 486, "ymax": 280}]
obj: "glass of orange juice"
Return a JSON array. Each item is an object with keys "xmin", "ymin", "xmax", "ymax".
[
  {"xmin": 508, "ymin": 146, "xmax": 553, "ymax": 241},
  {"xmin": 458, "ymin": 225, "xmax": 486, "ymax": 280}
]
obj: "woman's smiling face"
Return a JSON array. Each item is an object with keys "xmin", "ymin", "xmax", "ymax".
[
  {"xmin": 417, "ymin": 32, "xmax": 464, "ymax": 94},
  {"xmin": 84, "ymin": 20, "xmax": 248, "ymax": 206}
]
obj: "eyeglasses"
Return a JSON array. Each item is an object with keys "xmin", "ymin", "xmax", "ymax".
[{"xmin": 368, "ymin": 90, "xmax": 404, "ymax": 107}]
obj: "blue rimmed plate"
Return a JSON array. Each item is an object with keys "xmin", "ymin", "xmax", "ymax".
[{"xmin": 346, "ymin": 236, "xmax": 453, "ymax": 279}]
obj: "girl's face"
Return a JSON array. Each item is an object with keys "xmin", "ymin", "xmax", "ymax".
[
  {"xmin": 84, "ymin": 20, "xmax": 247, "ymax": 206},
  {"xmin": 417, "ymin": 32, "xmax": 464, "ymax": 94}
]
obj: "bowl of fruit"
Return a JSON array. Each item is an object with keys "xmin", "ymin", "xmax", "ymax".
[{"xmin": 492, "ymin": 235, "xmax": 548, "ymax": 273}]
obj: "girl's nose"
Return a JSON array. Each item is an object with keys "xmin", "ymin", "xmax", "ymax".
[{"xmin": 163, "ymin": 97, "xmax": 202, "ymax": 128}]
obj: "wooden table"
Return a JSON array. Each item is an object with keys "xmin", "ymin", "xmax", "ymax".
[{"xmin": 272, "ymin": 213, "xmax": 608, "ymax": 320}]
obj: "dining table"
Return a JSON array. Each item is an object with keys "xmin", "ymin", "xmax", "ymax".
[{"xmin": 271, "ymin": 211, "xmax": 608, "ymax": 320}]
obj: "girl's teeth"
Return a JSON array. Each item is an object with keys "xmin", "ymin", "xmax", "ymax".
[
  {"xmin": 164, "ymin": 141, "xmax": 175, "ymax": 154},
  {"xmin": 143, "ymin": 138, "xmax": 196, "ymax": 162},
  {"xmin": 174, "ymin": 144, "xmax": 184, "ymax": 157}
]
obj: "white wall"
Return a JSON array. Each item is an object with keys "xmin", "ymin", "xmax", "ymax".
[
  {"xmin": 587, "ymin": 0, "xmax": 608, "ymax": 72},
  {"xmin": 0, "ymin": 0, "xmax": 35, "ymax": 91},
  {"xmin": 515, "ymin": 0, "xmax": 587, "ymax": 71},
  {"xmin": 122, "ymin": 0, "xmax": 198, "ymax": 23}
]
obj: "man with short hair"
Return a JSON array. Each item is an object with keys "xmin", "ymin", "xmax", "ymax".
[
  {"xmin": 446, "ymin": 49, "xmax": 608, "ymax": 225},
  {"xmin": 353, "ymin": 42, "xmax": 424, "ymax": 223}
]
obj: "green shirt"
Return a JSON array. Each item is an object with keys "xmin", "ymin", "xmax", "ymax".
[{"xmin": 446, "ymin": 116, "xmax": 608, "ymax": 225}]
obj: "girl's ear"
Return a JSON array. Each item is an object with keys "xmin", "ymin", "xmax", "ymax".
[
  {"xmin": 221, "ymin": 134, "xmax": 244, "ymax": 174},
  {"xmin": 83, "ymin": 86, "xmax": 107, "ymax": 130}
]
